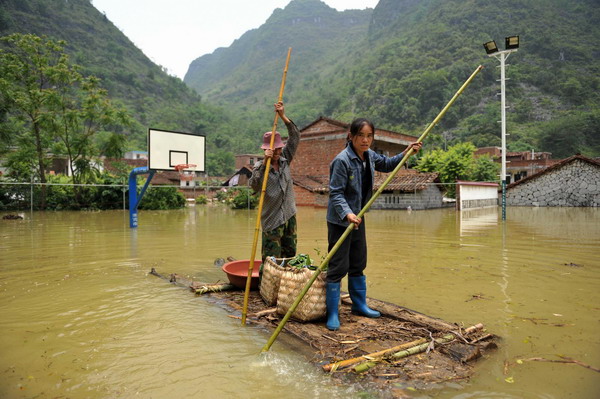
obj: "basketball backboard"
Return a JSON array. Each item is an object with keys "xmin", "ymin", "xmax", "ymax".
[{"xmin": 148, "ymin": 128, "xmax": 206, "ymax": 172}]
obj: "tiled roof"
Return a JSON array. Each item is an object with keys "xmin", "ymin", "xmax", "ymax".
[
  {"xmin": 292, "ymin": 171, "xmax": 440, "ymax": 193},
  {"xmin": 292, "ymin": 174, "xmax": 329, "ymax": 193},
  {"xmin": 299, "ymin": 116, "xmax": 349, "ymax": 131},
  {"xmin": 506, "ymin": 154, "xmax": 600, "ymax": 189},
  {"xmin": 376, "ymin": 172, "xmax": 440, "ymax": 191},
  {"xmin": 151, "ymin": 171, "xmax": 180, "ymax": 185},
  {"xmin": 299, "ymin": 116, "xmax": 418, "ymax": 141}
]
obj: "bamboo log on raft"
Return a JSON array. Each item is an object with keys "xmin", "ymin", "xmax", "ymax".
[
  {"xmin": 194, "ymin": 283, "xmax": 236, "ymax": 295},
  {"xmin": 324, "ymin": 323, "xmax": 483, "ymax": 372},
  {"xmin": 323, "ymin": 337, "xmax": 428, "ymax": 372},
  {"xmin": 149, "ymin": 268, "xmax": 235, "ymax": 295},
  {"xmin": 353, "ymin": 323, "xmax": 484, "ymax": 373}
]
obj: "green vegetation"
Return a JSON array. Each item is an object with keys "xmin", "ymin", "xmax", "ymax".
[
  {"xmin": 0, "ymin": 33, "xmax": 129, "ymax": 208},
  {"xmin": 287, "ymin": 253, "xmax": 314, "ymax": 269},
  {"xmin": 231, "ymin": 189, "xmax": 258, "ymax": 209},
  {"xmin": 416, "ymin": 143, "xmax": 499, "ymax": 198},
  {"xmin": 138, "ymin": 187, "xmax": 186, "ymax": 210},
  {"xmin": 215, "ymin": 187, "xmax": 258, "ymax": 209},
  {"xmin": 0, "ymin": 171, "xmax": 186, "ymax": 211},
  {"xmin": 0, "ymin": 172, "xmax": 123, "ymax": 211},
  {"xmin": 195, "ymin": 195, "xmax": 208, "ymax": 205}
]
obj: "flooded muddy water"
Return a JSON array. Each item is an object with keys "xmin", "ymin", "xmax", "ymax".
[{"xmin": 1, "ymin": 206, "xmax": 598, "ymax": 398}]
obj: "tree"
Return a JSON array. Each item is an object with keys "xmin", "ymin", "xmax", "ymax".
[
  {"xmin": 472, "ymin": 155, "xmax": 499, "ymax": 182},
  {"xmin": 45, "ymin": 72, "xmax": 130, "ymax": 204},
  {"xmin": 206, "ymin": 149, "xmax": 235, "ymax": 177},
  {"xmin": 415, "ymin": 142, "xmax": 497, "ymax": 198},
  {"xmin": 0, "ymin": 34, "xmax": 60, "ymax": 208},
  {"xmin": 537, "ymin": 110, "xmax": 600, "ymax": 158},
  {"xmin": 0, "ymin": 33, "xmax": 130, "ymax": 207}
]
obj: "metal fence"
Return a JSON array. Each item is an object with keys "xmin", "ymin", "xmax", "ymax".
[
  {"xmin": 3, "ymin": 181, "xmax": 502, "ymax": 212},
  {"xmin": 0, "ymin": 181, "xmax": 257, "ymax": 211}
]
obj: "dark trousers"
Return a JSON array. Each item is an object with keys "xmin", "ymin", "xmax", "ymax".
[{"xmin": 326, "ymin": 219, "xmax": 367, "ymax": 283}]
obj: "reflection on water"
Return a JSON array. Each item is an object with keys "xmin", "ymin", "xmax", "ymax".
[
  {"xmin": 1, "ymin": 206, "xmax": 599, "ymax": 398},
  {"xmin": 459, "ymin": 207, "xmax": 498, "ymax": 236}
]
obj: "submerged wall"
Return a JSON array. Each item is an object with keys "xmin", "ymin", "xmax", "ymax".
[{"xmin": 372, "ymin": 185, "xmax": 444, "ymax": 210}]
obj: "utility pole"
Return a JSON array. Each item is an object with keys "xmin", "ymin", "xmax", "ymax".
[{"xmin": 484, "ymin": 36, "xmax": 520, "ymax": 221}]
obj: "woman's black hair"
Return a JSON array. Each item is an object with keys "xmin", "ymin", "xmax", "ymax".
[{"xmin": 349, "ymin": 118, "xmax": 375, "ymax": 138}]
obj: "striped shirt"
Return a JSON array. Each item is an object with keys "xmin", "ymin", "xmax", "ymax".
[{"xmin": 248, "ymin": 121, "xmax": 300, "ymax": 232}]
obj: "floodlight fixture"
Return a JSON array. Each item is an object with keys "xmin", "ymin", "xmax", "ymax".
[
  {"xmin": 483, "ymin": 40, "xmax": 499, "ymax": 54},
  {"xmin": 505, "ymin": 35, "xmax": 519, "ymax": 50}
]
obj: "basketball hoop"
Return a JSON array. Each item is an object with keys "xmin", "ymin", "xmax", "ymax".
[{"xmin": 175, "ymin": 164, "xmax": 197, "ymax": 181}]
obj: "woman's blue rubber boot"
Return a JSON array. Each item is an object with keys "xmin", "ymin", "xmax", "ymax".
[
  {"xmin": 326, "ymin": 282, "xmax": 341, "ymax": 330},
  {"xmin": 348, "ymin": 275, "xmax": 380, "ymax": 318}
]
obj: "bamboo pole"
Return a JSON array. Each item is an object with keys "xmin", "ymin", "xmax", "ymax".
[
  {"xmin": 241, "ymin": 48, "xmax": 292, "ymax": 326},
  {"xmin": 353, "ymin": 324, "xmax": 484, "ymax": 373},
  {"xmin": 261, "ymin": 65, "xmax": 484, "ymax": 351},
  {"xmin": 194, "ymin": 283, "xmax": 236, "ymax": 295},
  {"xmin": 323, "ymin": 337, "xmax": 428, "ymax": 372},
  {"xmin": 323, "ymin": 323, "xmax": 483, "ymax": 372}
]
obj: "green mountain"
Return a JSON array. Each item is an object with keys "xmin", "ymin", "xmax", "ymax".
[
  {"xmin": 185, "ymin": 0, "xmax": 372, "ymax": 123},
  {"xmin": 185, "ymin": 0, "xmax": 600, "ymax": 158}
]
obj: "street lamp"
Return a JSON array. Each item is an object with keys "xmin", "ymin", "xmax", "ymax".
[{"xmin": 483, "ymin": 35, "xmax": 519, "ymax": 221}]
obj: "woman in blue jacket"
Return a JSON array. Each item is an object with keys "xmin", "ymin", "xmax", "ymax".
[{"xmin": 326, "ymin": 118, "xmax": 422, "ymax": 331}]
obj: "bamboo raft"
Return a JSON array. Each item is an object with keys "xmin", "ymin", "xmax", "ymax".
[{"xmin": 150, "ymin": 268, "xmax": 498, "ymax": 397}]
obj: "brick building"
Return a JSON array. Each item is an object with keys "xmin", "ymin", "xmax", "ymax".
[
  {"xmin": 235, "ymin": 154, "xmax": 263, "ymax": 170},
  {"xmin": 475, "ymin": 147, "xmax": 559, "ymax": 183},
  {"xmin": 290, "ymin": 117, "xmax": 444, "ymax": 209}
]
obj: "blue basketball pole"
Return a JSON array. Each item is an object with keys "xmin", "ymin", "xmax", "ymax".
[{"xmin": 128, "ymin": 167, "xmax": 156, "ymax": 228}]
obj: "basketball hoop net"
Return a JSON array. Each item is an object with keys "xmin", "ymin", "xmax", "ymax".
[{"xmin": 175, "ymin": 164, "xmax": 197, "ymax": 181}]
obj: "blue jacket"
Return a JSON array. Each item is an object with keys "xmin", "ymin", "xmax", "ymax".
[{"xmin": 327, "ymin": 143, "xmax": 405, "ymax": 226}]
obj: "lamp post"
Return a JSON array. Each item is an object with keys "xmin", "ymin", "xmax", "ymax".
[{"xmin": 483, "ymin": 35, "xmax": 519, "ymax": 221}]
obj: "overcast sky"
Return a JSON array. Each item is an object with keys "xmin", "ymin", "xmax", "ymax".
[{"xmin": 91, "ymin": 0, "xmax": 379, "ymax": 79}]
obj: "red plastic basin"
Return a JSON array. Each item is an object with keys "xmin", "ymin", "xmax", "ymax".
[{"xmin": 222, "ymin": 260, "xmax": 261, "ymax": 290}]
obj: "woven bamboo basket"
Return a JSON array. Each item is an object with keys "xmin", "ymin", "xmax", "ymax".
[
  {"xmin": 259, "ymin": 257, "xmax": 290, "ymax": 306},
  {"xmin": 276, "ymin": 267, "xmax": 326, "ymax": 322}
]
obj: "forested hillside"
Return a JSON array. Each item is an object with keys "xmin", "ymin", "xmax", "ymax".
[
  {"xmin": 186, "ymin": 0, "xmax": 600, "ymax": 158},
  {"xmin": 185, "ymin": 0, "xmax": 372, "ymax": 123}
]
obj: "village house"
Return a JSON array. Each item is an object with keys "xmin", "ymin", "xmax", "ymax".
[
  {"xmin": 222, "ymin": 153, "xmax": 264, "ymax": 187},
  {"xmin": 124, "ymin": 150, "xmax": 148, "ymax": 160},
  {"xmin": 475, "ymin": 147, "xmax": 559, "ymax": 184},
  {"xmin": 223, "ymin": 165, "xmax": 253, "ymax": 187}
]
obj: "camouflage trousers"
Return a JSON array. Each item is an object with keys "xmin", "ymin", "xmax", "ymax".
[{"xmin": 261, "ymin": 215, "xmax": 297, "ymax": 262}]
